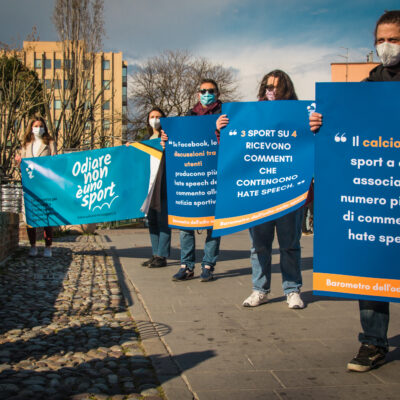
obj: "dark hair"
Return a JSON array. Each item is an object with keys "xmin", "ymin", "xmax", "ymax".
[
  {"xmin": 146, "ymin": 107, "xmax": 166, "ymax": 136},
  {"xmin": 23, "ymin": 116, "xmax": 53, "ymax": 146},
  {"xmin": 374, "ymin": 10, "xmax": 400, "ymax": 43},
  {"xmin": 199, "ymin": 78, "xmax": 219, "ymax": 94},
  {"xmin": 257, "ymin": 69, "xmax": 298, "ymax": 101}
]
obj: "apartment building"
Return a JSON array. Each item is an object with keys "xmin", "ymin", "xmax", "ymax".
[{"xmin": 20, "ymin": 41, "xmax": 128, "ymax": 148}]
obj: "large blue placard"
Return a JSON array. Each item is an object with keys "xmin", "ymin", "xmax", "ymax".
[
  {"xmin": 213, "ymin": 101, "xmax": 314, "ymax": 237},
  {"xmin": 314, "ymin": 82, "xmax": 400, "ymax": 302},
  {"xmin": 162, "ymin": 115, "xmax": 219, "ymax": 230},
  {"xmin": 21, "ymin": 141, "xmax": 162, "ymax": 227}
]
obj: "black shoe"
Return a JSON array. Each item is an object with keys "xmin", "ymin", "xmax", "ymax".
[
  {"xmin": 141, "ymin": 256, "xmax": 155, "ymax": 267},
  {"xmin": 347, "ymin": 344, "xmax": 387, "ymax": 372},
  {"xmin": 200, "ymin": 266, "xmax": 214, "ymax": 282},
  {"xmin": 172, "ymin": 266, "xmax": 194, "ymax": 281},
  {"xmin": 149, "ymin": 256, "xmax": 167, "ymax": 268}
]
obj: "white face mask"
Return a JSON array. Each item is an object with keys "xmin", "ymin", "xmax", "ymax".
[
  {"xmin": 376, "ymin": 42, "xmax": 400, "ymax": 67},
  {"xmin": 32, "ymin": 126, "xmax": 45, "ymax": 137},
  {"xmin": 149, "ymin": 118, "xmax": 161, "ymax": 130}
]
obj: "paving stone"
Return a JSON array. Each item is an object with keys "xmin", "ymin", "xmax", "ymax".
[{"xmin": 0, "ymin": 235, "xmax": 163, "ymax": 399}]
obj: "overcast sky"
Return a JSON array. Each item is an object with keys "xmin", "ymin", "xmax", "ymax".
[{"xmin": 0, "ymin": 0, "xmax": 398, "ymax": 100}]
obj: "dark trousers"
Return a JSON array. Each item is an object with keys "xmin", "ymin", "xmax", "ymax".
[
  {"xmin": 27, "ymin": 227, "xmax": 53, "ymax": 247},
  {"xmin": 359, "ymin": 300, "xmax": 389, "ymax": 351}
]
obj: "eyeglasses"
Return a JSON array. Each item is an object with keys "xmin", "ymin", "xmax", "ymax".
[
  {"xmin": 199, "ymin": 88, "xmax": 216, "ymax": 95},
  {"xmin": 266, "ymin": 85, "xmax": 278, "ymax": 90}
]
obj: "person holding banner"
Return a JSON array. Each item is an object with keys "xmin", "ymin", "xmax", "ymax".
[
  {"xmin": 141, "ymin": 107, "xmax": 171, "ymax": 268},
  {"xmin": 217, "ymin": 70, "xmax": 305, "ymax": 309},
  {"xmin": 15, "ymin": 116, "xmax": 56, "ymax": 258},
  {"xmin": 309, "ymin": 10, "xmax": 400, "ymax": 372},
  {"xmin": 162, "ymin": 79, "xmax": 222, "ymax": 282}
]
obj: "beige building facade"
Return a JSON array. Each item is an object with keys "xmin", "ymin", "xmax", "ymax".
[
  {"xmin": 20, "ymin": 41, "xmax": 128, "ymax": 148},
  {"xmin": 331, "ymin": 62, "xmax": 380, "ymax": 82}
]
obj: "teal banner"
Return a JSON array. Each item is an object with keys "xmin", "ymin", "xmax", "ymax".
[{"xmin": 21, "ymin": 141, "xmax": 162, "ymax": 227}]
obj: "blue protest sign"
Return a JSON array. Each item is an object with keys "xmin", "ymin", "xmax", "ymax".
[
  {"xmin": 314, "ymin": 82, "xmax": 400, "ymax": 302},
  {"xmin": 162, "ymin": 115, "xmax": 219, "ymax": 229},
  {"xmin": 212, "ymin": 101, "xmax": 314, "ymax": 237},
  {"xmin": 21, "ymin": 140, "xmax": 162, "ymax": 227}
]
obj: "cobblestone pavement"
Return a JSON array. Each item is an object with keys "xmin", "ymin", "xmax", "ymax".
[{"xmin": 0, "ymin": 234, "xmax": 164, "ymax": 400}]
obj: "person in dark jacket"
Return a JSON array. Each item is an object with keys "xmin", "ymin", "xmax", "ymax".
[
  {"xmin": 162, "ymin": 79, "xmax": 222, "ymax": 282},
  {"xmin": 309, "ymin": 10, "xmax": 400, "ymax": 372}
]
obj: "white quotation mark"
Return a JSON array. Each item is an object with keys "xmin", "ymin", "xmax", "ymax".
[
  {"xmin": 307, "ymin": 102, "xmax": 316, "ymax": 116},
  {"xmin": 334, "ymin": 132, "xmax": 347, "ymax": 143},
  {"xmin": 229, "ymin": 130, "xmax": 237, "ymax": 136}
]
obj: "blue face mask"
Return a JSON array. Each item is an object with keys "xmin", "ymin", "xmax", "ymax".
[{"xmin": 200, "ymin": 92, "xmax": 216, "ymax": 106}]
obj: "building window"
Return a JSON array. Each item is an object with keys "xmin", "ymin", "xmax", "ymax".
[
  {"xmin": 44, "ymin": 59, "xmax": 52, "ymax": 69},
  {"xmin": 64, "ymin": 79, "xmax": 72, "ymax": 90},
  {"xmin": 54, "ymin": 100, "xmax": 61, "ymax": 110},
  {"xmin": 103, "ymin": 120, "xmax": 110, "ymax": 130},
  {"xmin": 122, "ymin": 105, "xmax": 127, "ymax": 116},
  {"xmin": 103, "ymin": 80, "xmax": 110, "ymax": 90},
  {"xmin": 34, "ymin": 59, "xmax": 42, "ymax": 68},
  {"xmin": 54, "ymin": 59, "xmax": 61, "ymax": 69},
  {"xmin": 103, "ymin": 100, "xmax": 110, "ymax": 110},
  {"xmin": 54, "ymin": 79, "xmax": 61, "ymax": 89},
  {"xmin": 44, "ymin": 79, "xmax": 51, "ymax": 89},
  {"xmin": 122, "ymin": 66, "xmax": 127, "ymax": 84},
  {"xmin": 102, "ymin": 60, "xmax": 110, "ymax": 70},
  {"xmin": 64, "ymin": 59, "xmax": 71, "ymax": 69},
  {"xmin": 122, "ymin": 86, "xmax": 127, "ymax": 95}
]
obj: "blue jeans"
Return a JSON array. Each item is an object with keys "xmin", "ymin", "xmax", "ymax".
[
  {"xmin": 147, "ymin": 202, "xmax": 171, "ymax": 258},
  {"xmin": 180, "ymin": 229, "xmax": 220, "ymax": 270},
  {"xmin": 249, "ymin": 207, "xmax": 303, "ymax": 295},
  {"xmin": 359, "ymin": 300, "xmax": 389, "ymax": 351}
]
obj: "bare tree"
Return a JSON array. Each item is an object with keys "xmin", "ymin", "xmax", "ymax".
[
  {"xmin": 50, "ymin": 0, "xmax": 112, "ymax": 150},
  {"xmin": 0, "ymin": 55, "xmax": 44, "ymax": 179},
  {"xmin": 53, "ymin": 0, "xmax": 104, "ymax": 53},
  {"xmin": 129, "ymin": 50, "xmax": 240, "ymax": 138}
]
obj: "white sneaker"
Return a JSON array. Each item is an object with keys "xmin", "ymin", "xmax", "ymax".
[
  {"xmin": 28, "ymin": 247, "xmax": 38, "ymax": 257},
  {"xmin": 287, "ymin": 292, "xmax": 304, "ymax": 309},
  {"xmin": 242, "ymin": 290, "xmax": 269, "ymax": 307},
  {"xmin": 43, "ymin": 247, "xmax": 52, "ymax": 258}
]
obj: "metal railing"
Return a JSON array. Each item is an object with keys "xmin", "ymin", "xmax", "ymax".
[{"xmin": 0, "ymin": 179, "xmax": 23, "ymax": 214}]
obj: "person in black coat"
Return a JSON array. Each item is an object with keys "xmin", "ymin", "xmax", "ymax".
[{"xmin": 309, "ymin": 10, "xmax": 400, "ymax": 373}]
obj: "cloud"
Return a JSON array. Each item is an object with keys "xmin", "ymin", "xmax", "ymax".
[
  {"xmin": 126, "ymin": 37, "xmax": 376, "ymax": 104},
  {"xmin": 192, "ymin": 39, "xmax": 338, "ymax": 101},
  {"xmin": 311, "ymin": 8, "xmax": 330, "ymax": 16}
]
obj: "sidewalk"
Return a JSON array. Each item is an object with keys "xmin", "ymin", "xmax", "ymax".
[{"xmin": 103, "ymin": 228, "xmax": 400, "ymax": 400}]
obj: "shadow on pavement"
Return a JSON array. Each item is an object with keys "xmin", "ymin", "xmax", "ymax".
[
  {"xmin": 0, "ymin": 349, "xmax": 216, "ymax": 399},
  {"xmin": 0, "ymin": 243, "xmax": 73, "ymax": 336}
]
